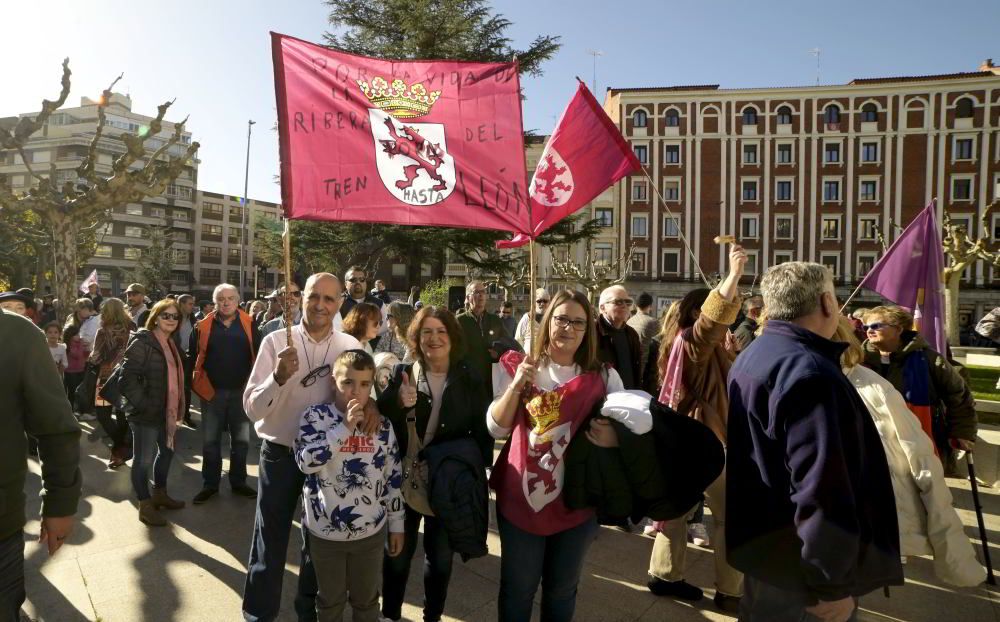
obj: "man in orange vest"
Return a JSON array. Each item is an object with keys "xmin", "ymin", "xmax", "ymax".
[{"xmin": 189, "ymin": 283, "xmax": 261, "ymax": 504}]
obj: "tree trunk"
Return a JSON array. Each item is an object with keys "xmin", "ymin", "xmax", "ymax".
[
  {"xmin": 51, "ymin": 214, "xmax": 81, "ymax": 323},
  {"xmin": 943, "ymin": 271, "xmax": 961, "ymax": 347}
]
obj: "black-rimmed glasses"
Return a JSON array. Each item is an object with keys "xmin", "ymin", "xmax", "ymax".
[
  {"xmin": 300, "ymin": 364, "xmax": 331, "ymax": 387},
  {"xmin": 552, "ymin": 315, "xmax": 589, "ymax": 332}
]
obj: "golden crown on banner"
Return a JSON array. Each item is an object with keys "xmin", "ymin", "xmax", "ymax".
[{"xmin": 356, "ymin": 76, "xmax": 441, "ymax": 118}]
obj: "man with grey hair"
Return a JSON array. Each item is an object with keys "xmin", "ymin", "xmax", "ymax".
[
  {"xmin": 596, "ymin": 284, "xmax": 642, "ymax": 389},
  {"xmin": 189, "ymin": 283, "xmax": 262, "ymax": 505},
  {"xmin": 457, "ymin": 279, "xmax": 507, "ymax": 395},
  {"xmin": 514, "ymin": 287, "xmax": 550, "ymax": 354},
  {"xmin": 733, "ymin": 295, "xmax": 764, "ymax": 351},
  {"xmin": 727, "ymin": 262, "xmax": 902, "ymax": 621}
]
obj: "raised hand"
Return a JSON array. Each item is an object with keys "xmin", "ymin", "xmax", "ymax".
[
  {"xmin": 398, "ymin": 370, "xmax": 418, "ymax": 410},
  {"xmin": 512, "ymin": 356, "xmax": 536, "ymax": 392},
  {"xmin": 728, "ymin": 243, "xmax": 748, "ymax": 276}
]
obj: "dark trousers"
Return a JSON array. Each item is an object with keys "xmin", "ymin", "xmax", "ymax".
[
  {"xmin": 242, "ymin": 441, "xmax": 317, "ymax": 622},
  {"xmin": 96, "ymin": 406, "xmax": 130, "ymax": 449},
  {"xmin": 130, "ymin": 422, "xmax": 174, "ymax": 501},
  {"xmin": 64, "ymin": 371, "xmax": 85, "ymax": 408},
  {"xmin": 738, "ymin": 575, "xmax": 858, "ymax": 622},
  {"xmin": 0, "ymin": 531, "xmax": 24, "ymax": 622},
  {"xmin": 497, "ymin": 512, "xmax": 599, "ymax": 622},
  {"xmin": 381, "ymin": 505, "xmax": 455, "ymax": 622},
  {"xmin": 201, "ymin": 388, "xmax": 249, "ymax": 489}
]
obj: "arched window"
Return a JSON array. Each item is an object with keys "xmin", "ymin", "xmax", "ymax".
[
  {"xmin": 824, "ymin": 104, "xmax": 841, "ymax": 124},
  {"xmin": 955, "ymin": 98, "xmax": 974, "ymax": 118},
  {"xmin": 742, "ymin": 107, "xmax": 758, "ymax": 125},
  {"xmin": 664, "ymin": 109, "xmax": 680, "ymax": 127},
  {"xmin": 861, "ymin": 103, "xmax": 878, "ymax": 122},
  {"xmin": 776, "ymin": 105, "xmax": 792, "ymax": 124},
  {"xmin": 633, "ymin": 109, "xmax": 648, "ymax": 127}
]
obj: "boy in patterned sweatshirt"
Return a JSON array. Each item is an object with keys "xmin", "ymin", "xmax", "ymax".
[{"xmin": 294, "ymin": 349, "xmax": 404, "ymax": 622}]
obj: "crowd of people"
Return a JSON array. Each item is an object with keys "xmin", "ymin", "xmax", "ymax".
[{"xmin": 3, "ymin": 255, "xmax": 997, "ymax": 622}]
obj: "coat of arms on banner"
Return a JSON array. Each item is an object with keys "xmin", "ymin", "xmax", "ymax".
[
  {"xmin": 530, "ymin": 144, "xmax": 574, "ymax": 207},
  {"xmin": 359, "ymin": 77, "xmax": 456, "ymax": 206}
]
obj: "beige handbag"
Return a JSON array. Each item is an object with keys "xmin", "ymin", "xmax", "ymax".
[{"xmin": 401, "ymin": 363, "xmax": 434, "ymax": 516}]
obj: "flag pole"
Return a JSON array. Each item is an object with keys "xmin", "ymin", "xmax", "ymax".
[
  {"xmin": 839, "ymin": 280, "xmax": 869, "ymax": 313},
  {"xmin": 640, "ymin": 168, "xmax": 712, "ymax": 288},
  {"xmin": 281, "ymin": 218, "xmax": 294, "ymax": 348}
]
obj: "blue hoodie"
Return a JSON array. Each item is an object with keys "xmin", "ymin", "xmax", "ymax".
[{"xmin": 726, "ymin": 320, "xmax": 903, "ymax": 602}]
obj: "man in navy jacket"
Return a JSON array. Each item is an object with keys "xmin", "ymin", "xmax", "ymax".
[{"xmin": 726, "ymin": 262, "xmax": 902, "ymax": 622}]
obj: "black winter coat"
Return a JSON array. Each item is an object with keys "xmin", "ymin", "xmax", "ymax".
[
  {"xmin": 596, "ymin": 316, "xmax": 642, "ymax": 390},
  {"xmin": 424, "ymin": 437, "xmax": 489, "ymax": 561},
  {"xmin": 119, "ymin": 329, "xmax": 184, "ymax": 426}
]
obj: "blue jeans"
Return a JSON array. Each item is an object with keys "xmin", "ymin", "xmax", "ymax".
[
  {"xmin": 497, "ymin": 512, "xmax": 599, "ymax": 622},
  {"xmin": 129, "ymin": 422, "xmax": 174, "ymax": 500},
  {"xmin": 242, "ymin": 440, "xmax": 317, "ymax": 622},
  {"xmin": 201, "ymin": 388, "xmax": 249, "ymax": 489},
  {"xmin": 738, "ymin": 575, "xmax": 858, "ymax": 622},
  {"xmin": 0, "ymin": 530, "xmax": 24, "ymax": 622},
  {"xmin": 381, "ymin": 505, "xmax": 454, "ymax": 622}
]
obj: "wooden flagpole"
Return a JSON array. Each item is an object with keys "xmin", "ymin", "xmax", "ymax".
[
  {"xmin": 528, "ymin": 235, "xmax": 537, "ymax": 359},
  {"xmin": 282, "ymin": 218, "xmax": 294, "ymax": 347}
]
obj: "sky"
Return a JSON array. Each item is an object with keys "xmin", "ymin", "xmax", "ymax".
[{"xmin": 4, "ymin": 0, "xmax": 998, "ymax": 204}]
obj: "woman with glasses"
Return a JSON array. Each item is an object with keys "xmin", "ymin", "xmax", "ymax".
[
  {"xmin": 89, "ymin": 297, "xmax": 137, "ymax": 468},
  {"xmin": 375, "ymin": 301, "xmax": 415, "ymax": 362},
  {"xmin": 376, "ymin": 306, "xmax": 492, "ymax": 622},
  {"xmin": 488, "ymin": 288, "xmax": 626, "ymax": 622},
  {"xmin": 118, "ymin": 299, "xmax": 188, "ymax": 526},
  {"xmin": 646, "ymin": 243, "xmax": 747, "ymax": 613},
  {"xmin": 342, "ymin": 302, "xmax": 382, "ymax": 354}
]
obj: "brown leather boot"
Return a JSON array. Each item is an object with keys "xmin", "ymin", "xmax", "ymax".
[
  {"xmin": 138, "ymin": 499, "xmax": 167, "ymax": 526},
  {"xmin": 151, "ymin": 487, "xmax": 186, "ymax": 510}
]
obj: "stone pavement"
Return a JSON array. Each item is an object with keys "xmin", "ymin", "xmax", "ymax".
[{"xmin": 19, "ymin": 418, "xmax": 1000, "ymax": 622}]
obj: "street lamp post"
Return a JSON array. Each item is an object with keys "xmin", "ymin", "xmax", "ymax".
[{"xmin": 240, "ymin": 119, "xmax": 255, "ymax": 298}]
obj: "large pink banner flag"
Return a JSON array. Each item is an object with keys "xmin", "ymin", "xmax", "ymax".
[{"xmin": 272, "ymin": 32, "xmax": 531, "ymax": 233}]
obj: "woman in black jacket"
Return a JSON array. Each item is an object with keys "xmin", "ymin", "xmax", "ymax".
[
  {"xmin": 376, "ymin": 306, "xmax": 491, "ymax": 622},
  {"xmin": 119, "ymin": 299, "xmax": 188, "ymax": 526}
]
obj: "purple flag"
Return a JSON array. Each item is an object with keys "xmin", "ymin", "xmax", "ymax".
[{"xmin": 858, "ymin": 201, "xmax": 947, "ymax": 353}]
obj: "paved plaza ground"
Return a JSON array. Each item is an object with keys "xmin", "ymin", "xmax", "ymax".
[{"xmin": 19, "ymin": 415, "xmax": 1000, "ymax": 622}]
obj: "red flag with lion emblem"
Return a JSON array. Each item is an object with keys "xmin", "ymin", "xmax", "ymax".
[
  {"xmin": 496, "ymin": 80, "xmax": 641, "ymax": 248},
  {"xmin": 272, "ymin": 32, "xmax": 531, "ymax": 234}
]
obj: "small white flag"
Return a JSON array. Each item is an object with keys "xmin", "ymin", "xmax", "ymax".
[{"xmin": 79, "ymin": 269, "xmax": 99, "ymax": 294}]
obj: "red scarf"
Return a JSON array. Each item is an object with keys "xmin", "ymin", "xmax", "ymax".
[{"xmin": 153, "ymin": 330, "xmax": 186, "ymax": 449}]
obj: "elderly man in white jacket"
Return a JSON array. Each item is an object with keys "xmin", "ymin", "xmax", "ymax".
[{"xmin": 833, "ymin": 318, "xmax": 984, "ymax": 587}]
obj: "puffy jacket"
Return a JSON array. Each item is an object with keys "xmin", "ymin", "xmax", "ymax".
[
  {"xmin": 847, "ymin": 365, "xmax": 984, "ymax": 587},
  {"xmin": 424, "ymin": 436, "xmax": 489, "ymax": 561},
  {"xmin": 862, "ymin": 331, "xmax": 977, "ymax": 442},
  {"xmin": 119, "ymin": 329, "xmax": 179, "ymax": 427}
]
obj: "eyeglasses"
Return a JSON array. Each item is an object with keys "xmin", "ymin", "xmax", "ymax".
[
  {"xmin": 535, "ymin": 299, "xmax": 550, "ymax": 304},
  {"xmin": 552, "ymin": 315, "xmax": 589, "ymax": 331},
  {"xmin": 606, "ymin": 298, "xmax": 633, "ymax": 307},
  {"xmin": 300, "ymin": 364, "xmax": 331, "ymax": 387},
  {"xmin": 284, "ymin": 291, "xmax": 302, "ymax": 298},
  {"xmin": 159, "ymin": 313, "xmax": 180, "ymax": 321},
  {"xmin": 347, "ymin": 277, "xmax": 366, "ymax": 284},
  {"xmin": 863, "ymin": 322, "xmax": 895, "ymax": 332}
]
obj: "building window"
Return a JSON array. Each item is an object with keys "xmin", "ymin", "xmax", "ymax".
[
  {"xmin": 824, "ymin": 104, "xmax": 841, "ymax": 125},
  {"xmin": 228, "ymin": 248, "xmax": 241, "ymax": 261},
  {"xmin": 663, "ymin": 180, "xmax": 680, "ymax": 201},
  {"xmin": 861, "ymin": 103, "xmax": 878, "ymax": 122},
  {"xmin": 633, "ymin": 145, "xmax": 648, "ymax": 164},
  {"xmin": 776, "ymin": 180, "xmax": 793, "ymax": 201},
  {"xmin": 631, "ymin": 179, "xmax": 648, "ymax": 201},
  {"xmin": 631, "ymin": 250, "xmax": 648, "ymax": 274},
  {"xmin": 664, "ymin": 144, "xmax": 680, "ymax": 164},
  {"xmin": 201, "ymin": 246, "xmax": 221, "ymax": 258},
  {"xmin": 823, "ymin": 180, "xmax": 841, "ymax": 202},
  {"xmin": 203, "ymin": 201, "xmax": 223, "ymax": 217},
  {"xmin": 857, "ymin": 254, "xmax": 877, "ymax": 277},
  {"xmin": 774, "ymin": 251, "xmax": 793, "ymax": 265},
  {"xmin": 664, "ymin": 109, "xmax": 680, "ymax": 127},
  {"xmin": 126, "ymin": 204, "xmax": 144, "ymax": 216},
  {"xmin": 202, "ymin": 224, "xmax": 223, "ymax": 238},
  {"xmin": 172, "ymin": 209, "xmax": 189, "ymax": 221},
  {"xmin": 861, "ymin": 141, "xmax": 879, "ymax": 163},
  {"xmin": 595, "ymin": 208, "xmax": 613, "ymax": 227},
  {"xmin": 124, "ymin": 225, "xmax": 145, "ymax": 238},
  {"xmin": 663, "ymin": 216, "xmax": 680, "ymax": 238},
  {"xmin": 228, "ymin": 229, "xmax": 241, "ymax": 243},
  {"xmin": 173, "ymin": 249, "xmax": 190, "ymax": 263},
  {"xmin": 594, "ymin": 244, "xmax": 613, "ymax": 265},
  {"xmin": 775, "ymin": 215, "xmax": 793, "ymax": 239},
  {"xmin": 820, "ymin": 253, "xmax": 840, "ymax": 277},
  {"xmin": 859, "ymin": 180, "xmax": 878, "ymax": 201},
  {"xmin": 228, "ymin": 270, "xmax": 241, "ymax": 285},
  {"xmin": 824, "ymin": 142, "xmax": 841, "ymax": 164},
  {"xmin": 776, "ymin": 105, "xmax": 792, "ymax": 125},
  {"xmin": 952, "ymin": 177, "xmax": 973, "ymax": 201},
  {"xmin": 391, "ymin": 263, "xmax": 406, "ymax": 277},
  {"xmin": 954, "ymin": 138, "xmax": 975, "ymax": 160},
  {"xmin": 745, "ymin": 251, "xmax": 758, "ymax": 276},
  {"xmin": 742, "ymin": 107, "xmax": 758, "ymax": 125},
  {"xmin": 776, "ymin": 143, "xmax": 793, "ymax": 164},
  {"xmin": 822, "ymin": 217, "xmax": 841, "ymax": 240},
  {"xmin": 95, "ymin": 244, "xmax": 113, "ymax": 258},
  {"xmin": 124, "ymin": 247, "xmax": 141, "ymax": 260},
  {"xmin": 743, "ymin": 144, "xmax": 758, "ymax": 165},
  {"xmin": 859, "ymin": 216, "xmax": 878, "ymax": 241},
  {"xmin": 742, "ymin": 180, "xmax": 758, "ymax": 201},
  {"xmin": 172, "ymin": 231, "xmax": 189, "ymax": 243},
  {"xmin": 631, "ymin": 215, "xmax": 648, "ymax": 238},
  {"xmin": 661, "ymin": 250, "xmax": 680, "ymax": 275},
  {"xmin": 632, "ymin": 110, "xmax": 647, "ymax": 127},
  {"xmin": 200, "ymin": 268, "xmax": 221, "ymax": 283},
  {"xmin": 229, "ymin": 205, "xmax": 243, "ymax": 219},
  {"xmin": 955, "ymin": 97, "xmax": 974, "ymax": 118},
  {"xmin": 741, "ymin": 215, "xmax": 759, "ymax": 239}
]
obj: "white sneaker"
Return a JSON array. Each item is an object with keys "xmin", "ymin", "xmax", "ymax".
[
  {"xmin": 76, "ymin": 412, "xmax": 97, "ymax": 422},
  {"xmin": 688, "ymin": 522, "xmax": 710, "ymax": 547}
]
